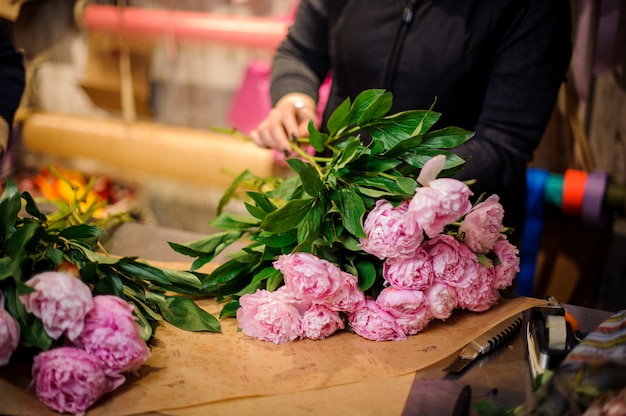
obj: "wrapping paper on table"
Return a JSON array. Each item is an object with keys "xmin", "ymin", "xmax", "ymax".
[{"xmin": 1, "ymin": 294, "xmax": 544, "ymax": 416}]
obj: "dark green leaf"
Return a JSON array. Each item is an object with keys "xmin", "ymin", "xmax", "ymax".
[
  {"xmin": 357, "ymin": 90, "xmax": 393, "ymax": 124},
  {"xmin": 0, "ymin": 178, "xmax": 21, "ymax": 245},
  {"xmin": 345, "ymin": 89, "xmax": 387, "ymax": 127},
  {"xmin": 158, "ymin": 296, "xmax": 221, "ymax": 333},
  {"xmin": 245, "ymin": 191, "xmax": 277, "ymax": 213},
  {"xmin": 210, "ymin": 213, "xmax": 260, "ymax": 231},
  {"xmin": 287, "ymin": 158, "xmax": 323, "ymax": 197},
  {"xmin": 168, "ymin": 231, "xmax": 242, "ymax": 258},
  {"xmin": 325, "ymin": 96, "xmax": 351, "ymax": 136},
  {"xmin": 330, "ymin": 189, "xmax": 366, "ymax": 238},
  {"xmin": 421, "ymin": 126, "xmax": 475, "ymax": 149},
  {"xmin": 260, "ymin": 198, "xmax": 314, "ymax": 234},
  {"xmin": 21, "ymin": 191, "xmax": 47, "ymax": 221},
  {"xmin": 217, "ymin": 170, "xmax": 255, "ymax": 215},
  {"xmin": 354, "ymin": 257, "xmax": 378, "ymax": 292},
  {"xmin": 308, "ymin": 120, "xmax": 329, "ymax": 152},
  {"xmin": 59, "ymin": 224, "xmax": 106, "ymax": 247},
  {"xmin": 219, "ymin": 299, "xmax": 241, "ymax": 319}
]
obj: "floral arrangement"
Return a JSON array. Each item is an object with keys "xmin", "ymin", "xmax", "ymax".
[
  {"xmin": 0, "ymin": 171, "xmax": 221, "ymax": 415},
  {"xmin": 169, "ymin": 89, "xmax": 520, "ymax": 343}
]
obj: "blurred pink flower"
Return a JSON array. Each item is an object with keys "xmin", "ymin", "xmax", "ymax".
[
  {"xmin": 348, "ymin": 298, "xmax": 407, "ymax": 341},
  {"xmin": 0, "ymin": 298, "xmax": 20, "ymax": 365},
  {"xmin": 492, "ymin": 238, "xmax": 521, "ymax": 290},
  {"xmin": 424, "ymin": 282, "xmax": 458, "ymax": 320},
  {"xmin": 359, "ymin": 200, "xmax": 423, "ymax": 260},
  {"xmin": 382, "ymin": 248, "xmax": 433, "ymax": 290},
  {"xmin": 237, "ymin": 288, "xmax": 304, "ymax": 344},
  {"xmin": 301, "ymin": 304, "xmax": 345, "ymax": 340},
  {"xmin": 274, "ymin": 252, "xmax": 344, "ymax": 304},
  {"xmin": 72, "ymin": 295, "xmax": 150, "ymax": 376},
  {"xmin": 459, "ymin": 195, "xmax": 504, "ymax": 253},
  {"xmin": 323, "ymin": 271, "xmax": 365, "ymax": 313},
  {"xmin": 408, "ymin": 178, "xmax": 473, "ymax": 238},
  {"xmin": 455, "ymin": 261, "xmax": 500, "ymax": 312},
  {"xmin": 424, "ymin": 235, "xmax": 477, "ymax": 288},
  {"xmin": 19, "ymin": 271, "xmax": 94, "ymax": 341},
  {"xmin": 29, "ymin": 346, "xmax": 122, "ymax": 416}
]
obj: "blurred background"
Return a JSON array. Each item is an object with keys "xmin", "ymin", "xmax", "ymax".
[{"xmin": 1, "ymin": 0, "xmax": 625, "ymax": 311}]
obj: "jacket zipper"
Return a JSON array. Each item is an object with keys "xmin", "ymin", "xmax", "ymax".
[{"xmin": 383, "ymin": 0, "xmax": 419, "ymax": 90}]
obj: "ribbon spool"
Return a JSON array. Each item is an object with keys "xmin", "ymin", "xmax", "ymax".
[
  {"xmin": 561, "ymin": 169, "xmax": 588, "ymax": 216},
  {"xmin": 581, "ymin": 170, "xmax": 611, "ymax": 228}
]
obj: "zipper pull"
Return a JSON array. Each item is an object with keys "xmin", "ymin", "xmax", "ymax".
[{"xmin": 402, "ymin": 0, "xmax": 418, "ymax": 23}]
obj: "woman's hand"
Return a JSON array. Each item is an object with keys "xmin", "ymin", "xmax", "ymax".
[{"xmin": 250, "ymin": 93, "xmax": 317, "ymax": 155}]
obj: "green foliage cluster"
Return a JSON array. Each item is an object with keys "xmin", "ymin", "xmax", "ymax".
[
  {"xmin": 0, "ymin": 176, "xmax": 220, "ymax": 354},
  {"xmin": 170, "ymin": 89, "xmax": 474, "ymax": 318}
]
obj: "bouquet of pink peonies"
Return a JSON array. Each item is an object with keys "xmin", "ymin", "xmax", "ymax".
[
  {"xmin": 0, "ymin": 173, "xmax": 221, "ymax": 415},
  {"xmin": 169, "ymin": 89, "xmax": 521, "ymax": 343}
]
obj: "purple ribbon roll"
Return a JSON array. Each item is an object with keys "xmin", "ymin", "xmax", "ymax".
[{"xmin": 581, "ymin": 170, "xmax": 610, "ymax": 228}]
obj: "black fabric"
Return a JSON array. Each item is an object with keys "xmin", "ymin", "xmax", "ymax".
[
  {"xmin": 0, "ymin": 24, "xmax": 25, "ymax": 127},
  {"xmin": 270, "ymin": 0, "xmax": 573, "ymax": 240}
]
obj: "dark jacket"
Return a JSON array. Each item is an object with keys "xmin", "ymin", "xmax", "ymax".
[
  {"xmin": 270, "ymin": 0, "xmax": 573, "ymax": 237},
  {"xmin": 0, "ymin": 24, "xmax": 25, "ymax": 127}
]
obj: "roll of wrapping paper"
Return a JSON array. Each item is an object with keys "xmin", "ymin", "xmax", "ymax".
[{"xmin": 20, "ymin": 112, "xmax": 281, "ymax": 189}]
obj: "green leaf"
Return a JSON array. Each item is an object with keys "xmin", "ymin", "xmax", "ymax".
[
  {"xmin": 168, "ymin": 231, "xmax": 242, "ymax": 258},
  {"xmin": 260, "ymin": 198, "xmax": 314, "ymax": 234},
  {"xmin": 245, "ymin": 191, "xmax": 277, "ymax": 214},
  {"xmin": 357, "ymin": 90, "xmax": 393, "ymax": 124},
  {"xmin": 325, "ymin": 96, "xmax": 351, "ymax": 136},
  {"xmin": 210, "ymin": 213, "xmax": 260, "ymax": 231},
  {"xmin": 114, "ymin": 259, "xmax": 172, "ymax": 286},
  {"xmin": 354, "ymin": 257, "xmax": 378, "ymax": 292},
  {"xmin": 296, "ymin": 197, "xmax": 326, "ymax": 249},
  {"xmin": 0, "ymin": 178, "xmax": 21, "ymax": 245},
  {"xmin": 21, "ymin": 191, "xmax": 47, "ymax": 221},
  {"xmin": 330, "ymin": 189, "xmax": 366, "ymax": 238},
  {"xmin": 345, "ymin": 89, "xmax": 387, "ymax": 127},
  {"xmin": 308, "ymin": 120, "xmax": 329, "ymax": 152},
  {"xmin": 217, "ymin": 170, "xmax": 255, "ymax": 215},
  {"xmin": 420, "ymin": 126, "xmax": 475, "ymax": 149},
  {"xmin": 219, "ymin": 299, "xmax": 241, "ymax": 319},
  {"xmin": 287, "ymin": 158, "xmax": 323, "ymax": 197},
  {"xmin": 59, "ymin": 224, "xmax": 106, "ymax": 247},
  {"xmin": 158, "ymin": 296, "xmax": 221, "ymax": 333}
]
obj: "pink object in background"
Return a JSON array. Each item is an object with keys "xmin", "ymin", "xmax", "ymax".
[{"xmin": 228, "ymin": 59, "xmax": 332, "ymax": 136}]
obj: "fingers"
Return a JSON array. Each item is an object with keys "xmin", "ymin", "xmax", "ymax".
[{"xmin": 250, "ymin": 93, "xmax": 317, "ymax": 155}]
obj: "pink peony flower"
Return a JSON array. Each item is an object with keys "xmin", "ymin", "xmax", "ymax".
[
  {"xmin": 424, "ymin": 282, "xmax": 458, "ymax": 320},
  {"xmin": 459, "ymin": 195, "xmax": 505, "ymax": 253},
  {"xmin": 274, "ymin": 252, "xmax": 344, "ymax": 304},
  {"xmin": 71, "ymin": 295, "xmax": 150, "ymax": 376},
  {"xmin": 323, "ymin": 271, "xmax": 366, "ymax": 313},
  {"xmin": 348, "ymin": 298, "xmax": 407, "ymax": 341},
  {"xmin": 492, "ymin": 238, "xmax": 520, "ymax": 290},
  {"xmin": 19, "ymin": 271, "xmax": 94, "ymax": 341},
  {"xmin": 455, "ymin": 261, "xmax": 500, "ymax": 312},
  {"xmin": 300, "ymin": 304, "xmax": 345, "ymax": 340},
  {"xmin": 376, "ymin": 287, "xmax": 433, "ymax": 335},
  {"xmin": 30, "ymin": 346, "xmax": 121, "ymax": 416},
  {"xmin": 423, "ymin": 235, "xmax": 477, "ymax": 288},
  {"xmin": 382, "ymin": 248, "xmax": 434, "ymax": 290},
  {"xmin": 0, "ymin": 298, "xmax": 20, "ymax": 365},
  {"xmin": 408, "ymin": 179, "xmax": 473, "ymax": 238},
  {"xmin": 236, "ymin": 288, "xmax": 304, "ymax": 344},
  {"xmin": 359, "ymin": 200, "xmax": 423, "ymax": 260}
]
